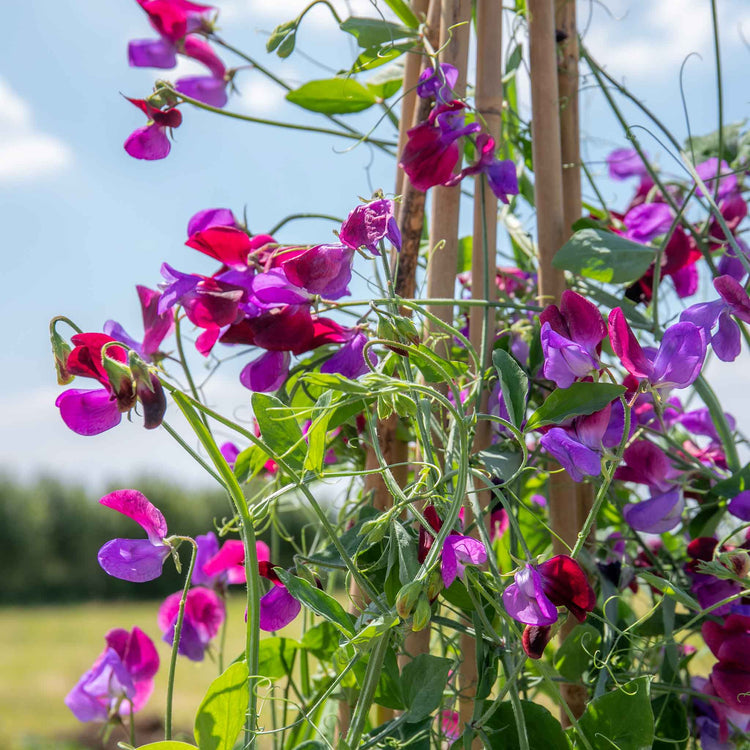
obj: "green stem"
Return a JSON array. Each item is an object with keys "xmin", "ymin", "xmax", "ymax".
[
  {"xmin": 165, "ymin": 537, "xmax": 197, "ymax": 740},
  {"xmin": 344, "ymin": 631, "xmax": 391, "ymax": 748},
  {"xmin": 710, "ymin": 0, "xmax": 724, "ymax": 198},
  {"xmin": 161, "ymin": 420, "xmax": 223, "ymax": 485},
  {"xmin": 174, "ymin": 313, "xmax": 210, "ymax": 432},
  {"xmin": 168, "ymin": 87, "xmax": 398, "ymax": 148}
]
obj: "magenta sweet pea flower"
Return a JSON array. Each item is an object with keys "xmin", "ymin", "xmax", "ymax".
[
  {"xmin": 187, "ymin": 207, "xmax": 237, "ymax": 236},
  {"xmin": 158, "ymin": 586, "xmax": 225, "ymax": 661},
  {"xmin": 281, "ymin": 243, "xmax": 354, "ymax": 299},
  {"xmin": 399, "ymin": 101, "xmax": 480, "ymax": 191},
  {"xmin": 450, "ymin": 134, "xmax": 518, "ymax": 204},
  {"xmin": 614, "ymin": 440, "xmax": 681, "ymax": 491},
  {"xmin": 622, "ymin": 202, "xmax": 674, "ymax": 243},
  {"xmin": 695, "ymin": 158, "xmax": 738, "ymax": 200},
  {"xmin": 339, "ymin": 199, "xmax": 401, "ymax": 256},
  {"xmin": 438, "ymin": 709, "xmax": 461, "ymax": 741},
  {"xmin": 320, "ymin": 330, "xmax": 377, "ymax": 379},
  {"xmin": 416, "ymin": 63, "xmax": 458, "ymax": 102},
  {"xmin": 682, "ymin": 275, "xmax": 750, "ymax": 362},
  {"xmin": 503, "ymin": 555, "xmax": 596, "ymax": 628},
  {"xmin": 539, "ymin": 290, "xmax": 607, "ymax": 388},
  {"xmin": 128, "ymin": 37, "xmax": 177, "ymax": 68},
  {"xmin": 441, "ymin": 535, "xmax": 487, "ymax": 588},
  {"xmin": 65, "ymin": 627, "xmax": 159, "ymax": 722},
  {"xmin": 97, "ymin": 490, "xmax": 172, "ymax": 582},
  {"xmin": 607, "ymin": 148, "xmax": 649, "ymax": 181},
  {"xmin": 202, "ymin": 539, "xmax": 271, "ymax": 585},
  {"xmin": 685, "ymin": 537, "xmax": 741, "ymax": 617},
  {"xmin": 608, "ymin": 308, "xmax": 706, "ymax": 390},
  {"xmin": 123, "ymin": 97, "xmax": 182, "ymax": 160},
  {"xmin": 240, "ymin": 350, "xmax": 290, "ymax": 392},
  {"xmin": 703, "ymin": 615, "xmax": 750, "ymax": 720},
  {"xmin": 135, "ymin": 0, "xmax": 214, "ymax": 43}
]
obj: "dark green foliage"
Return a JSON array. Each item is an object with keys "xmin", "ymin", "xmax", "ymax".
[{"xmin": 0, "ymin": 474, "xmax": 301, "ymax": 603}]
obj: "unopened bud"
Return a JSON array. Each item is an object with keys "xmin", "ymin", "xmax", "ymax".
[
  {"xmin": 393, "ymin": 316, "xmax": 420, "ymax": 346},
  {"xmin": 427, "ymin": 570, "xmax": 444, "ymax": 601},
  {"xmin": 359, "ymin": 518, "xmax": 388, "ymax": 546},
  {"xmin": 522, "ymin": 625, "xmax": 553, "ymax": 659},
  {"xmin": 412, "ymin": 594, "xmax": 432, "ymax": 631},
  {"xmin": 50, "ymin": 327, "xmax": 73, "ymax": 385},
  {"xmin": 728, "ymin": 550, "xmax": 750, "ymax": 579},
  {"xmin": 377, "ymin": 316, "xmax": 409, "ymax": 357},
  {"xmin": 102, "ymin": 344, "xmax": 136, "ymax": 412},
  {"xmin": 396, "ymin": 581, "xmax": 423, "ymax": 620}
]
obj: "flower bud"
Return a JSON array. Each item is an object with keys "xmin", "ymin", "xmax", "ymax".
[
  {"xmin": 377, "ymin": 317, "xmax": 409, "ymax": 357},
  {"xmin": 412, "ymin": 594, "xmax": 432, "ymax": 632},
  {"xmin": 728, "ymin": 550, "xmax": 750, "ymax": 579},
  {"xmin": 427, "ymin": 569, "xmax": 444, "ymax": 601},
  {"xmin": 359, "ymin": 518, "xmax": 388, "ymax": 546},
  {"xmin": 396, "ymin": 581, "xmax": 423, "ymax": 620},
  {"xmin": 101, "ymin": 344, "xmax": 136, "ymax": 412},
  {"xmin": 393, "ymin": 316, "xmax": 421, "ymax": 346},
  {"xmin": 50, "ymin": 327, "xmax": 73, "ymax": 385},
  {"xmin": 522, "ymin": 624, "xmax": 553, "ymax": 659}
]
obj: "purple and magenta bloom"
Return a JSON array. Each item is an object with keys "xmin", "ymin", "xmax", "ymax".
[
  {"xmin": 97, "ymin": 489, "xmax": 172, "ymax": 582},
  {"xmin": 453, "ymin": 134, "xmax": 518, "ymax": 204},
  {"xmin": 607, "ymin": 148, "xmax": 649, "ymax": 181},
  {"xmin": 281, "ymin": 243, "xmax": 354, "ymax": 299},
  {"xmin": 320, "ymin": 330, "xmax": 377, "ymax": 379},
  {"xmin": 609, "ymin": 307, "xmax": 706, "ymax": 390},
  {"xmin": 339, "ymin": 199, "xmax": 401, "ymax": 256},
  {"xmin": 686, "ymin": 537, "xmax": 741, "ymax": 618},
  {"xmin": 503, "ymin": 555, "xmax": 596, "ymax": 629},
  {"xmin": 681, "ymin": 275, "xmax": 750, "ymax": 362},
  {"xmin": 187, "ymin": 207, "xmax": 237, "ymax": 237},
  {"xmin": 539, "ymin": 290, "xmax": 607, "ymax": 388},
  {"xmin": 158, "ymin": 586, "xmax": 225, "ymax": 661},
  {"xmin": 622, "ymin": 202, "xmax": 673, "ymax": 244},
  {"xmin": 441, "ymin": 535, "xmax": 487, "ymax": 588},
  {"xmin": 123, "ymin": 97, "xmax": 182, "ymax": 160},
  {"xmin": 695, "ymin": 158, "xmax": 738, "ymax": 200},
  {"xmin": 65, "ymin": 627, "xmax": 159, "ymax": 722},
  {"xmin": 240, "ymin": 350, "xmax": 290, "ymax": 392},
  {"xmin": 416, "ymin": 63, "xmax": 459, "ymax": 102},
  {"xmin": 135, "ymin": 0, "xmax": 214, "ymax": 43}
]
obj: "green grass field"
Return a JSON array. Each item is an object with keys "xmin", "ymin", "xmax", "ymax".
[{"xmin": 0, "ymin": 597, "xmax": 289, "ymax": 749}]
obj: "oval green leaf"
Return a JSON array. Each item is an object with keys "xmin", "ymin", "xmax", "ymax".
[
  {"xmin": 286, "ymin": 78, "xmax": 377, "ymax": 114},
  {"xmin": 525, "ymin": 382, "xmax": 626, "ymax": 431},
  {"xmin": 194, "ymin": 661, "xmax": 249, "ymax": 750}
]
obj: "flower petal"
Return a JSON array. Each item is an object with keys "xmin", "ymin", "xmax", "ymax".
[
  {"xmin": 259, "ymin": 585, "xmax": 301, "ymax": 631},
  {"xmin": 537, "ymin": 555, "xmax": 596, "ymax": 622},
  {"xmin": 502, "ymin": 565, "xmax": 558, "ymax": 626},
  {"xmin": 56, "ymin": 388, "xmax": 122, "ymax": 436},
  {"xmin": 98, "ymin": 538, "xmax": 170, "ymax": 582},
  {"xmin": 99, "ymin": 489, "xmax": 168, "ymax": 543},
  {"xmin": 623, "ymin": 488, "xmax": 684, "ymax": 533}
]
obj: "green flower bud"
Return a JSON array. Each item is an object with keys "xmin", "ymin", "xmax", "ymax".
[
  {"xmin": 412, "ymin": 594, "xmax": 432, "ymax": 632},
  {"xmin": 396, "ymin": 581, "xmax": 423, "ymax": 620}
]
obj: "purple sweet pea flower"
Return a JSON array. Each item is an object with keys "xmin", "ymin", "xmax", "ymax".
[
  {"xmin": 340, "ymin": 199, "xmax": 401, "ymax": 256},
  {"xmin": 239, "ymin": 350, "xmax": 290, "ymax": 392},
  {"xmin": 696, "ymin": 158, "xmax": 738, "ymax": 200},
  {"xmin": 450, "ymin": 134, "xmax": 518, "ymax": 204},
  {"xmin": 539, "ymin": 290, "xmax": 607, "ymax": 388},
  {"xmin": 416, "ymin": 63, "xmax": 459, "ymax": 102},
  {"xmin": 441, "ymin": 534, "xmax": 487, "ymax": 588},
  {"xmin": 187, "ymin": 207, "xmax": 237, "ymax": 237},
  {"xmin": 614, "ymin": 440, "xmax": 681, "ymax": 491},
  {"xmin": 128, "ymin": 37, "xmax": 177, "ymax": 68},
  {"xmin": 728, "ymin": 491, "xmax": 750, "ymax": 521},
  {"xmin": 623, "ymin": 202, "xmax": 674, "ymax": 243},
  {"xmin": 175, "ymin": 75, "xmax": 228, "ymax": 108},
  {"xmin": 503, "ymin": 564, "xmax": 559, "ymax": 626},
  {"xmin": 158, "ymin": 586, "xmax": 225, "ymax": 661},
  {"xmin": 623, "ymin": 488, "xmax": 684, "ymax": 533},
  {"xmin": 191, "ymin": 532, "xmax": 222, "ymax": 586},
  {"xmin": 65, "ymin": 627, "xmax": 159, "ymax": 722},
  {"xmin": 717, "ymin": 238, "xmax": 750, "ymax": 281},
  {"xmin": 56, "ymin": 388, "xmax": 123, "ymax": 436},
  {"xmin": 321, "ymin": 331, "xmax": 377, "ymax": 379},
  {"xmin": 609, "ymin": 308, "xmax": 706, "ymax": 390},
  {"xmin": 97, "ymin": 490, "xmax": 171, "ymax": 582},
  {"xmin": 607, "ymin": 148, "xmax": 649, "ymax": 181},
  {"xmin": 681, "ymin": 275, "xmax": 750, "ymax": 362},
  {"xmin": 123, "ymin": 98, "xmax": 182, "ymax": 161},
  {"xmin": 539, "ymin": 427, "xmax": 603, "ymax": 482},
  {"xmin": 250, "ymin": 268, "xmax": 311, "ymax": 307}
]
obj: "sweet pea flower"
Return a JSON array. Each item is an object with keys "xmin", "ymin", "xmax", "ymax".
[
  {"xmin": 281, "ymin": 243, "xmax": 354, "ymax": 299},
  {"xmin": 104, "ymin": 285, "xmax": 174, "ymax": 363},
  {"xmin": 681, "ymin": 275, "xmax": 750, "ymax": 362},
  {"xmin": 65, "ymin": 627, "xmax": 159, "ymax": 722},
  {"xmin": 97, "ymin": 490, "xmax": 172, "ymax": 582},
  {"xmin": 187, "ymin": 207, "xmax": 237, "ymax": 236},
  {"xmin": 441, "ymin": 535, "xmax": 487, "ymax": 588},
  {"xmin": 174, "ymin": 35, "xmax": 228, "ymax": 107},
  {"xmin": 608, "ymin": 308, "xmax": 705, "ymax": 390},
  {"xmin": 607, "ymin": 148, "xmax": 650, "ymax": 181},
  {"xmin": 539, "ymin": 290, "xmax": 607, "ymax": 388},
  {"xmin": 416, "ymin": 63, "xmax": 458, "ymax": 102},
  {"xmin": 128, "ymin": 36, "xmax": 177, "ymax": 68},
  {"xmin": 123, "ymin": 97, "xmax": 182, "ymax": 160},
  {"xmin": 399, "ymin": 101, "xmax": 480, "ymax": 191},
  {"xmin": 339, "ymin": 199, "xmax": 401, "ymax": 256},
  {"xmin": 320, "ymin": 330, "xmax": 377, "ymax": 379},
  {"xmin": 622, "ymin": 202, "xmax": 674, "ymax": 243},
  {"xmin": 717, "ymin": 238, "xmax": 750, "ymax": 282},
  {"xmin": 685, "ymin": 537, "xmax": 741, "ymax": 617},
  {"xmin": 240, "ymin": 350, "xmax": 290, "ymax": 392},
  {"xmin": 158, "ymin": 586, "xmax": 225, "ymax": 661},
  {"xmin": 695, "ymin": 158, "xmax": 738, "ymax": 200},
  {"xmin": 450, "ymin": 134, "xmax": 518, "ymax": 204},
  {"xmin": 438, "ymin": 709, "xmax": 461, "ymax": 741},
  {"xmin": 503, "ymin": 555, "xmax": 596, "ymax": 628},
  {"xmin": 135, "ymin": 0, "xmax": 214, "ymax": 43},
  {"xmin": 202, "ymin": 539, "xmax": 271, "ymax": 585}
]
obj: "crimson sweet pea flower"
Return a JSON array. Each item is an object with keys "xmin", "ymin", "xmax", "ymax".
[
  {"xmin": 97, "ymin": 490, "xmax": 172, "ymax": 582},
  {"xmin": 502, "ymin": 555, "xmax": 596, "ymax": 627},
  {"xmin": 158, "ymin": 586, "xmax": 225, "ymax": 661},
  {"xmin": 123, "ymin": 97, "xmax": 182, "ymax": 160},
  {"xmin": 65, "ymin": 627, "xmax": 159, "ymax": 722},
  {"xmin": 608, "ymin": 308, "xmax": 705, "ymax": 390}
]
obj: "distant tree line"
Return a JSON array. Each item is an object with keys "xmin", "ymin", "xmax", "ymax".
[{"xmin": 0, "ymin": 475, "xmax": 310, "ymax": 604}]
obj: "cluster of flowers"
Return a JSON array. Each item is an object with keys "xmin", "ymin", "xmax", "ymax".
[
  {"xmin": 399, "ymin": 63, "xmax": 519, "ymax": 203},
  {"xmin": 124, "ymin": 0, "xmax": 230, "ymax": 159}
]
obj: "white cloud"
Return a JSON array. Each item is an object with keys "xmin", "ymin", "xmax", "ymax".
[
  {"xmin": 0, "ymin": 78, "xmax": 72, "ymax": 183},
  {"xmin": 233, "ymin": 75, "xmax": 288, "ymax": 115},
  {"xmin": 222, "ymin": 0, "xmax": 395, "ymax": 26}
]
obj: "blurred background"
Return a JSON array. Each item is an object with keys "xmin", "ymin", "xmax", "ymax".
[{"xmin": 1, "ymin": 0, "xmax": 749, "ymax": 746}]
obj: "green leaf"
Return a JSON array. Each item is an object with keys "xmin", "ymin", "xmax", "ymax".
[
  {"xmin": 233, "ymin": 444, "xmax": 271, "ymax": 483},
  {"xmin": 401, "ymin": 654, "xmax": 453, "ymax": 721},
  {"xmin": 257, "ymin": 637, "xmax": 300, "ymax": 680},
  {"xmin": 440, "ymin": 576, "xmax": 475, "ymax": 612},
  {"xmin": 304, "ymin": 390, "xmax": 333, "ymax": 473},
  {"xmin": 410, "ymin": 344, "xmax": 467, "ymax": 382},
  {"xmin": 457, "ymin": 235, "xmax": 472, "ymax": 273},
  {"xmin": 136, "ymin": 744, "xmax": 198, "ymax": 750},
  {"xmin": 286, "ymin": 78, "xmax": 377, "ymax": 114},
  {"xmin": 638, "ymin": 572, "xmax": 701, "ymax": 612},
  {"xmin": 380, "ymin": 0, "xmax": 420, "ymax": 28},
  {"xmin": 266, "ymin": 20, "xmax": 297, "ymax": 58},
  {"xmin": 340, "ymin": 17, "xmax": 416, "ymax": 47},
  {"xmin": 483, "ymin": 700, "xmax": 568, "ymax": 749},
  {"xmin": 252, "ymin": 392, "xmax": 306, "ymax": 472},
  {"xmin": 578, "ymin": 677, "xmax": 654, "ymax": 750},
  {"xmin": 652, "ymin": 694, "xmax": 688, "ymax": 750},
  {"xmin": 553, "ymin": 228, "xmax": 656, "ymax": 284},
  {"xmin": 553, "ymin": 623, "xmax": 601, "ymax": 682},
  {"xmin": 710, "ymin": 462, "xmax": 750, "ymax": 498},
  {"xmin": 506, "ymin": 44, "xmax": 523, "ymax": 73},
  {"xmin": 685, "ymin": 120, "xmax": 746, "ymax": 164},
  {"xmin": 350, "ymin": 44, "xmax": 406, "ymax": 74},
  {"xmin": 366, "ymin": 76, "xmax": 402, "ymax": 100},
  {"xmin": 526, "ymin": 382, "xmax": 626, "ymax": 431},
  {"xmin": 301, "ymin": 621, "xmax": 340, "ymax": 660},
  {"xmin": 392, "ymin": 520, "xmax": 418, "ymax": 584},
  {"xmin": 477, "ymin": 446, "xmax": 523, "ymax": 482},
  {"xmin": 492, "ymin": 349, "xmax": 528, "ymax": 428},
  {"xmin": 194, "ymin": 661, "xmax": 249, "ymax": 750},
  {"xmin": 303, "ymin": 372, "xmax": 373, "ymax": 394},
  {"xmin": 275, "ymin": 569, "xmax": 355, "ymax": 635}
]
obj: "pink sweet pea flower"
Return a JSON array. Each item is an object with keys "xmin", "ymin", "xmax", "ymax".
[
  {"xmin": 97, "ymin": 490, "xmax": 172, "ymax": 582},
  {"xmin": 123, "ymin": 97, "xmax": 182, "ymax": 160},
  {"xmin": 622, "ymin": 203, "xmax": 673, "ymax": 243},
  {"xmin": 65, "ymin": 627, "xmax": 159, "ymax": 722},
  {"xmin": 158, "ymin": 586, "xmax": 225, "ymax": 661},
  {"xmin": 340, "ymin": 199, "xmax": 401, "ymax": 256},
  {"xmin": 202, "ymin": 539, "xmax": 271, "ymax": 585},
  {"xmin": 608, "ymin": 308, "xmax": 706, "ymax": 390},
  {"xmin": 187, "ymin": 207, "xmax": 238, "ymax": 236},
  {"xmin": 441, "ymin": 534, "xmax": 487, "ymax": 588},
  {"xmin": 135, "ymin": 0, "xmax": 214, "ymax": 43},
  {"xmin": 281, "ymin": 243, "xmax": 354, "ymax": 299},
  {"xmin": 695, "ymin": 158, "xmax": 738, "ymax": 200}
]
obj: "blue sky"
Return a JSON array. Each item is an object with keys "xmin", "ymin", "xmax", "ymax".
[{"xmin": 2, "ymin": 0, "xmax": 749, "ymax": 489}]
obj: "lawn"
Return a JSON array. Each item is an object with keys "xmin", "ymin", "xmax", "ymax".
[{"xmin": 0, "ymin": 596, "xmax": 294, "ymax": 749}]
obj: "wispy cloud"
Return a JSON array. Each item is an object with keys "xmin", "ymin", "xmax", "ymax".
[{"xmin": 0, "ymin": 78, "xmax": 73, "ymax": 183}]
